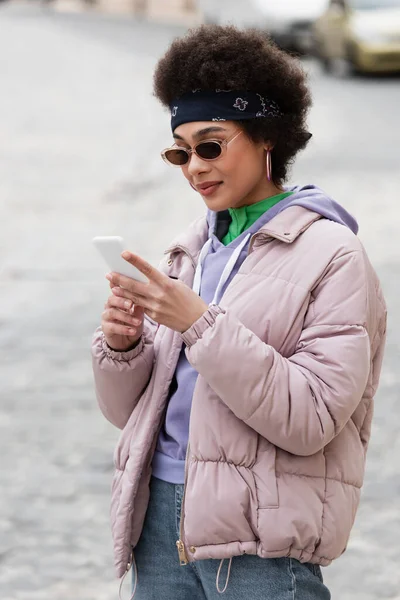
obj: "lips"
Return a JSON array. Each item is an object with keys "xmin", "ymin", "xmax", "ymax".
[
  {"xmin": 196, "ymin": 181, "xmax": 222, "ymax": 192},
  {"xmin": 196, "ymin": 182, "xmax": 223, "ymax": 197}
]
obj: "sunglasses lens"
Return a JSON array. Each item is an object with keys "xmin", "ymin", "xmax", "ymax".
[
  {"xmin": 164, "ymin": 149, "xmax": 189, "ymax": 166},
  {"xmin": 196, "ymin": 142, "xmax": 222, "ymax": 160}
]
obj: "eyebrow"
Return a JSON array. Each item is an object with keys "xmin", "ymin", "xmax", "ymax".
[{"xmin": 173, "ymin": 126, "xmax": 227, "ymax": 142}]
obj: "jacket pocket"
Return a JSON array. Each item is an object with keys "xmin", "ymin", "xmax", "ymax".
[{"xmin": 252, "ymin": 436, "xmax": 279, "ymax": 509}]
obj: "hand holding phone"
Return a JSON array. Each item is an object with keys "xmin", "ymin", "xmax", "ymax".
[
  {"xmin": 92, "ymin": 236, "xmax": 148, "ymax": 283},
  {"xmin": 94, "ymin": 236, "xmax": 209, "ymax": 337},
  {"xmin": 93, "ymin": 236, "xmax": 147, "ymax": 351},
  {"xmin": 102, "ymin": 297, "xmax": 145, "ymax": 352}
]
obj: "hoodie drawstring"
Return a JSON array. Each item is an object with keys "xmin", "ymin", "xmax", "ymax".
[
  {"xmin": 216, "ymin": 557, "xmax": 233, "ymax": 594},
  {"xmin": 192, "ymin": 233, "xmax": 251, "ymax": 304},
  {"xmin": 118, "ymin": 550, "xmax": 233, "ymax": 596},
  {"xmin": 119, "ymin": 553, "xmax": 138, "ymax": 600},
  {"xmin": 118, "ymin": 553, "xmax": 232, "ymax": 600}
]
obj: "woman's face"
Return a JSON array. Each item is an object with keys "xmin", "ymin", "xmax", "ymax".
[{"xmin": 172, "ymin": 121, "xmax": 279, "ymax": 211}]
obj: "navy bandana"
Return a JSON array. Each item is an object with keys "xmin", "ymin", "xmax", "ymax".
[{"xmin": 170, "ymin": 90, "xmax": 283, "ymax": 131}]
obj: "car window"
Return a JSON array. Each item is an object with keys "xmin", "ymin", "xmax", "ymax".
[{"xmin": 330, "ymin": 0, "xmax": 346, "ymax": 8}]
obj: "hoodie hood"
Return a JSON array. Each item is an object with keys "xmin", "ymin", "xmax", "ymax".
[
  {"xmin": 283, "ymin": 184, "xmax": 359, "ymax": 234},
  {"xmin": 207, "ymin": 184, "xmax": 359, "ymax": 236}
]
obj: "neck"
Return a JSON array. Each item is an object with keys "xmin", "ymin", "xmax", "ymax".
[{"xmin": 234, "ymin": 180, "xmax": 284, "ymax": 209}]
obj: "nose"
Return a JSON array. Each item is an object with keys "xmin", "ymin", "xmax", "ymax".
[{"xmin": 187, "ymin": 151, "xmax": 211, "ymax": 177}]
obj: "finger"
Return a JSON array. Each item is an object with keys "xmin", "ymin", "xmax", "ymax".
[
  {"xmin": 121, "ymin": 252, "xmax": 166, "ymax": 285},
  {"xmin": 109, "ymin": 281, "xmax": 128, "ymax": 298},
  {"xmin": 105, "ymin": 294, "xmax": 134, "ymax": 313},
  {"xmin": 106, "ymin": 272, "xmax": 149, "ymax": 296},
  {"xmin": 103, "ymin": 322, "xmax": 138, "ymax": 337},
  {"xmin": 106, "ymin": 294, "xmax": 145, "ymax": 320},
  {"xmin": 102, "ymin": 308, "xmax": 142, "ymax": 327},
  {"xmin": 110, "ymin": 285, "xmax": 151, "ymax": 311},
  {"xmin": 110, "ymin": 285, "xmax": 134, "ymax": 300},
  {"xmin": 110, "ymin": 286, "xmax": 140, "ymax": 309},
  {"xmin": 131, "ymin": 304, "xmax": 145, "ymax": 319}
]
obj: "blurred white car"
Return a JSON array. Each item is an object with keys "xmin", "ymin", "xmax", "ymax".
[
  {"xmin": 260, "ymin": 0, "xmax": 328, "ymax": 52},
  {"xmin": 200, "ymin": 0, "xmax": 266, "ymax": 28},
  {"xmin": 199, "ymin": 0, "xmax": 328, "ymax": 53}
]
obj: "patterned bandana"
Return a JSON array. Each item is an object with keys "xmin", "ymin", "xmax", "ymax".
[{"xmin": 170, "ymin": 90, "xmax": 283, "ymax": 131}]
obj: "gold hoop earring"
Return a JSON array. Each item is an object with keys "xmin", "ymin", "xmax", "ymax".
[{"xmin": 266, "ymin": 150, "xmax": 272, "ymax": 182}]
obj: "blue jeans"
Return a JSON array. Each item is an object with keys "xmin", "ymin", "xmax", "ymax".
[{"xmin": 133, "ymin": 476, "xmax": 331, "ymax": 600}]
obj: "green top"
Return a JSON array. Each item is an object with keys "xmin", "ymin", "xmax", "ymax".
[{"xmin": 222, "ymin": 191, "xmax": 294, "ymax": 246}]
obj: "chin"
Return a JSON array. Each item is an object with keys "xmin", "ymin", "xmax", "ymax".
[
  {"xmin": 201, "ymin": 191, "xmax": 233, "ymax": 212},
  {"xmin": 203, "ymin": 200, "xmax": 230, "ymax": 212}
]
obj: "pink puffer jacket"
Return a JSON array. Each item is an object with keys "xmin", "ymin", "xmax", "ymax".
[{"xmin": 92, "ymin": 206, "xmax": 387, "ymax": 580}]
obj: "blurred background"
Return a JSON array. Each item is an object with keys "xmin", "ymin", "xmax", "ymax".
[{"xmin": 0, "ymin": 1, "xmax": 399, "ymax": 599}]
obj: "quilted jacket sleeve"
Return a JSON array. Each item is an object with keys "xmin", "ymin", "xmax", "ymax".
[
  {"xmin": 182, "ymin": 250, "xmax": 387, "ymax": 456},
  {"xmin": 91, "ymin": 318, "xmax": 157, "ymax": 429}
]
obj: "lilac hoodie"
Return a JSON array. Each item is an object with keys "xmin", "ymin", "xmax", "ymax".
[{"xmin": 152, "ymin": 185, "xmax": 358, "ymax": 484}]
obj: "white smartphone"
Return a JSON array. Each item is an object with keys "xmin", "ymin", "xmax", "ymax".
[{"xmin": 92, "ymin": 236, "xmax": 148, "ymax": 283}]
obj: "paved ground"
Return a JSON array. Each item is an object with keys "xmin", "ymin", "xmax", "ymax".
[{"xmin": 0, "ymin": 3, "xmax": 399, "ymax": 599}]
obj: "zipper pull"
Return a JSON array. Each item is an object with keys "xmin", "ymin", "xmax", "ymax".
[{"xmin": 176, "ymin": 539, "xmax": 188, "ymax": 565}]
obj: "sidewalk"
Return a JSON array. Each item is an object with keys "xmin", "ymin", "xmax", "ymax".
[{"xmin": 1, "ymin": 3, "xmax": 399, "ymax": 599}]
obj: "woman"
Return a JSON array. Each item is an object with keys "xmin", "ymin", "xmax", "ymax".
[{"xmin": 92, "ymin": 25, "xmax": 387, "ymax": 600}]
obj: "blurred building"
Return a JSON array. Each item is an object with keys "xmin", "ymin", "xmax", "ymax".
[
  {"xmin": 49, "ymin": 0, "xmax": 202, "ymax": 23},
  {"xmin": 144, "ymin": 0, "xmax": 201, "ymax": 24}
]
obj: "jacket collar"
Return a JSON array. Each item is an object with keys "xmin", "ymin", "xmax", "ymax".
[
  {"xmin": 164, "ymin": 206, "xmax": 323, "ymax": 260},
  {"xmin": 164, "ymin": 215, "xmax": 209, "ymax": 264},
  {"xmin": 252, "ymin": 206, "xmax": 323, "ymax": 245}
]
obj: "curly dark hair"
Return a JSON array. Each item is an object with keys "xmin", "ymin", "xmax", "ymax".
[{"xmin": 153, "ymin": 25, "xmax": 312, "ymax": 184}]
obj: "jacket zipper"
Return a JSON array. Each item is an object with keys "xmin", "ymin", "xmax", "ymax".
[
  {"xmin": 176, "ymin": 539, "xmax": 188, "ymax": 565},
  {"xmin": 176, "ymin": 441, "xmax": 191, "ymax": 565},
  {"xmin": 164, "ymin": 243, "xmax": 195, "ymax": 566}
]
